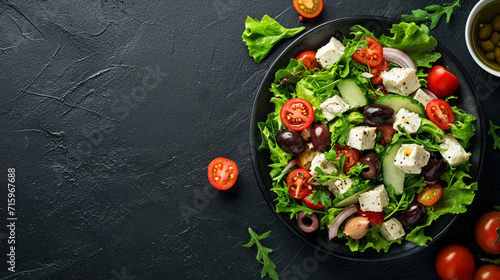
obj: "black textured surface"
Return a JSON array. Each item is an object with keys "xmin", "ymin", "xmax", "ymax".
[{"xmin": 0, "ymin": 1, "xmax": 498, "ymax": 279}]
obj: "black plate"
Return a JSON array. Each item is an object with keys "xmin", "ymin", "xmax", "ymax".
[{"xmin": 249, "ymin": 16, "xmax": 485, "ymax": 261}]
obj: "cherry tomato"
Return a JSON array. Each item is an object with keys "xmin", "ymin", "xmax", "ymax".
[
  {"xmin": 207, "ymin": 157, "xmax": 238, "ymax": 190},
  {"xmin": 473, "ymin": 264, "xmax": 500, "ymax": 280},
  {"xmin": 303, "ymin": 191, "xmax": 325, "ymax": 210},
  {"xmin": 435, "ymin": 244, "xmax": 474, "ymax": 280},
  {"xmin": 370, "ymin": 59, "xmax": 388, "ymax": 85},
  {"xmin": 417, "ymin": 184, "xmax": 443, "ymax": 206},
  {"xmin": 475, "ymin": 211, "xmax": 500, "ymax": 254},
  {"xmin": 375, "ymin": 125, "xmax": 396, "ymax": 145},
  {"xmin": 286, "ymin": 169, "xmax": 312, "ymax": 199},
  {"xmin": 352, "ymin": 37, "xmax": 383, "ymax": 67},
  {"xmin": 356, "ymin": 209, "xmax": 385, "ymax": 225},
  {"xmin": 335, "ymin": 144, "xmax": 360, "ymax": 173},
  {"xmin": 427, "ymin": 65, "xmax": 459, "ymax": 99},
  {"xmin": 426, "ymin": 99, "xmax": 455, "ymax": 130},
  {"xmin": 292, "ymin": 0, "xmax": 323, "ymax": 18},
  {"xmin": 280, "ymin": 98, "xmax": 314, "ymax": 131},
  {"xmin": 296, "ymin": 50, "xmax": 321, "ymax": 70}
]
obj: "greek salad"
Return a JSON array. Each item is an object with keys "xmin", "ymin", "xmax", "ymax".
[{"xmin": 258, "ymin": 22, "xmax": 478, "ymax": 252}]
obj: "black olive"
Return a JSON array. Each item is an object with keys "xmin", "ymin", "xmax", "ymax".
[
  {"xmin": 362, "ymin": 104, "xmax": 395, "ymax": 126},
  {"xmin": 399, "ymin": 202, "xmax": 427, "ymax": 227},
  {"xmin": 297, "ymin": 211, "xmax": 319, "ymax": 233},
  {"xmin": 276, "ymin": 129, "xmax": 306, "ymax": 154},
  {"xmin": 421, "ymin": 158, "xmax": 447, "ymax": 182},
  {"xmin": 359, "ymin": 152, "xmax": 381, "ymax": 180},
  {"xmin": 310, "ymin": 124, "xmax": 331, "ymax": 152}
]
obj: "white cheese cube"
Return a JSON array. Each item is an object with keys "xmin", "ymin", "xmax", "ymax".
[
  {"xmin": 346, "ymin": 126, "xmax": 377, "ymax": 150},
  {"xmin": 394, "ymin": 144, "xmax": 430, "ymax": 174},
  {"xmin": 315, "ymin": 37, "xmax": 345, "ymax": 68},
  {"xmin": 412, "ymin": 88, "xmax": 433, "ymax": 107},
  {"xmin": 327, "ymin": 178, "xmax": 354, "ymax": 197},
  {"xmin": 319, "ymin": 95, "xmax": 350, "ymax": 121},
  {"xmin": 439, "ymin": 133, "xmax": 470, "ymax": 167},
  {"xmin": 393, "ymin": 108, "xmax": 421, "ymax": 134},
  {"xmin": 380, "ymin": 68, "xmax": 420, "ymax": 96},
  {"xmin": 309, "ymin": 153, "xmax": 337, "ymax": 177},
  {"xmin": 358, "ymin": 185, "xmax": 389, "ymax": 212},
  {"xmin": 380, "ymin": 218, "xmax": 405, "ymax": 241}
]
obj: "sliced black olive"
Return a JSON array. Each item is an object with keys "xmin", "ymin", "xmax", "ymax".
[
  {"xmin": 399, "ymin": 201, "xmax": 427, "ymax": 227},
  {"xmin": 359, "ymin": 153, "xmax": 381, "ymax": 180},
  {"xmin": 276, "ymin": 129, "xmax": 306, "ymax": 154},
  {"xmin": 297, "ymin": 212, "xmax": 319, "ymax": 233},
  {"xmin": 310, "ymin": 124, "xmax": 331, "ymax": 152},
  {"xmin": 362, "ymin": 104, "xmax": 395, "ymax": 126}
]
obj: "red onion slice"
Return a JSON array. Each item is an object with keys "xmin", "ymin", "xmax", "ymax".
[
  {"xmin": 421, "ymin": 87, "xmax": 438, "ymax": 100},
  {"xmin": 281, "ymin": 159, "xmax": 297, "ymax": 174},
  {"xmin": 383, "ymin": 48, "xmax": 417, "ymax": 70},
  {"xmin": 329, "ymin": 205, "xmax": 359, "ymax": 240}
]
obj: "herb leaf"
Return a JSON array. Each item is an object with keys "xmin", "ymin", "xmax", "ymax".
[
  {"xmin": 402, "ymin": 0, "xmax": 461, "ymax": 30},
  {"xmin": 488, "ymin": 120, "xmax": 500, "ymax": 150},
  {"xmin": 243, "ymin": 228, "xmax": 279, "ymax": 280}
]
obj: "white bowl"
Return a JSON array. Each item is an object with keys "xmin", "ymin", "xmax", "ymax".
[{"xmin": 465, "ymin": 0, "xmax": 500, "ymax": 76}]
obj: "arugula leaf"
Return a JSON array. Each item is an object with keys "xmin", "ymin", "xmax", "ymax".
[
  {"xmin": 488, "ymin": 120, "xmax": 500, "ymax": 150},
  {"xmin": 242, "ymin": 15, "xmax": 305, "ymax": 63},
  {"xmin": 307, "ymin": 189, "xmax": 333, "ymax": 209},
  {"xmin": 402, "ymin": 0, "xmax": 461, "ymax": 30},
  {"xmin": 330, "ymin": 115, "xmax": 354, "ymax": 145},
  {"xmin": 243, "ymin": 228, "xmax": 279, "ymax": 280}
]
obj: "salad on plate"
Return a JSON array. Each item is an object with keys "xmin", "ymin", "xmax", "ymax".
[{"xmin": 257, "ymin": 21, "xmax": 478, "ymax": 253}]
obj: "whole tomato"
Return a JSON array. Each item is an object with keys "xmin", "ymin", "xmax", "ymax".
[
  {"xmin": 427, "ymin": 65, "xmax": 459, "ymax": 99},
  {"xmin": 473, "ymin": 264, "xmax": 500, "ymax": 280},
  {"xmin": 435, "ymin": 244, "xmax": 474, "ymax": 280},
  {"xmin": 475, "ymin": 211, "xmax": 500, "ymax": 254}
]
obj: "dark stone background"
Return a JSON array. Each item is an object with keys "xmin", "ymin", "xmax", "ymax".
[{"xmin": 0, "ymin": 1, "xmax": 498, "ymax": 279}]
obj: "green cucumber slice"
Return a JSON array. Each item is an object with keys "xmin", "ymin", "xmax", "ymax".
[
  {"xmin": 374, "ymin": 94, "xmax": 425, "ymax": 116},
  {"xmin": 337, "ymin": 79, "xmax": 369, "ymax": 108},
  {"xmin": 382, "ymin": 142, "xmax": 405, "ymax": 195},
  {"xmin": 332, "ymin": 181, "xmax": 374, "ymax": 208}
]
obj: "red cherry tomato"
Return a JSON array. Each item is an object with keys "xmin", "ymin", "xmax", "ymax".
[
  {"xmin": 352, "ymin": 37, "xmax": 383, "ymax": 67},
  {"xmin": 417, "ymin": 184, "xmax": 443, "ymax": 206},
  {"xmin": 427, "ymin": 65, "xmax": 459, "ymax": 99},
  {"xmin": 292, "ymin": 0, "xmax": 323, "ymax": 18},
  {"xmin": 280, "ymin": 98, "xmax": 314, "ymax": 131},
  {"xmin": 375, "ymin": 125, "xmax": 397, "ymax": 145},
  {"xmin": 207, "ymin": 157, "xmax": 238, "ymax": 190},
  {"xmin": 356, "ymin": 209, "xmax": 385, "ymax": 225},
  {"xmin": 370, "ymin": 59, "xmax": 388, "ymax": 85},
  {"xmin": 426, "ymin": 99, "xmax": 455, "ymax": 130},
  {"xmin": 303, "ymin": 191, "xmax": 325, "ymax": 210},
  {"xmin": 286, "ymin": 169, "xmax": 312, "ymax": 199},
  {"xmin": 296, "ymin": 50, "xmax": 321, "ymax": 70},
  {"xmin": 475, "ymin": 211, "xmax": 500, "ymax": 254},
  {"xmin": 473, "ymin": 264, "xmax": 500, "ymax": 280},
  {"xmin": 335, "ymin": 144, "xmax": 359, "ymax": 173},
  {"xmin": 435, "ymin": 244, "xmax": 474, "ymax": 280}
]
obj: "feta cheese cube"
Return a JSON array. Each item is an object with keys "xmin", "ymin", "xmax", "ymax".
[
  {"xmin": 412, "ymin": 88, "xmax": 433, "ymax": 107},
  {"xmin": 394, "ymin": 144, "xmax": 430, "ymax": 174},
  {"xmin": 327, "ymin": 177, "xmax": 354, "ymax": 197},
  {"xmin": 319, "ymin": 95, "xmax": 350, "ymax": 121},
  {"xmin": 347, "ymin": 126, "xmax": 377, "ymax": 150},
  {"xmin": 380, "ymin": 218, "xmax": 405, "ymax": 241},
  {"xmin": 380, "ymin": 68, "xmax": 420, "ymax": 96},
  {"xmin": 309, "ymin": 153, "xmax": 338, "ymax": 177},
  {"xmin": 393, "ymin": 108, "xmax": 421, "ymax": 134},
  {"xmin": 439, "ymin": 133, "xmax": 470, "ymax": 167},
  {"xmin": 315, "ymin": 37, "xmax": 345, "ymax": 68},
  {"xmin": 358, "ymin": 185, "xmax": 389, "ymax": 212}
]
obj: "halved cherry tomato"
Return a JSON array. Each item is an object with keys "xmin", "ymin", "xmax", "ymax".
[
  {"xmin": 475, "ymin": 211, "xmax": 500, "ymax": 254},
  {"xmin": 292, "ymin": 0, "xmax": 323, "ymax": 18},
  {"xmin": 426, "ymin": 99, "xmax": 455, "ymax": 130},
  {"xmin": 435, "ymin": 244, "xmax": 474, "ymax": 280},
  {"xmin": 303, "ymin": 191, "xmax": 325, "ymax": 210},
  {"xmin": 417, "ymin": 184, "xmax": 443, "ymax": 206},
  {"xmin": 296, "ymin": 50, "xmax": 321, "ymax": 70},
  {"xmin": 207, "ymin": 157, "xmax": 238, "ymax": 190},
  {"xmin": 280, "ymin": 98, "xmax": 314, "ymax": 131},
  {"xmin": 352, "ymin": 37, "xmax": 383, "ymax": 67},
  {"xmin": 375, "ymin": 125, "xmax": 396, "ymax": 145},
  {"xmin": 473, "ymin": 264, "xmax": 500, "ymax": 280},
  {"xmin": 286, "ymin": 169, "xmax": 312, "ymax": 199},
  {"xmin": 335, "ymin": 144, "xmax": 359, "ymax": 173},
  {"xmin": 427, "ymin": 65, "xmax": 459, "ymax": 99},
  {"xmin": 370, "ymin": 59, "xmax": 388, "ymax": 85},
  {"xmin": 356, "ymin": 209, "xmax": 385, "ymax": 225}
]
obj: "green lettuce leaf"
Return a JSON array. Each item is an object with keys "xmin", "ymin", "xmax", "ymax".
[
  {"xmin": 242, "ymin": 15, "xmax": 305, "ymax": 63},
  {"xmin": 449, "ymin": 106, "xmax": 476, "ymax": 149}
]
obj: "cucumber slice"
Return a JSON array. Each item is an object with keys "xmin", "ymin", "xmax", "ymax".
[
  {"xmin": 374, "ymin": 94, "xmax": 425, "ymax": 116},
  {"xmin": 382, "ymin": 142, "xmax": 405, "ymax": 195},
  {"xmin": 337, "ymin": 79, "xmax": 369, "ymax": 108},
  {"xmin": 332, "ymin": 181, "xmax": 374, "ymax": 208}
]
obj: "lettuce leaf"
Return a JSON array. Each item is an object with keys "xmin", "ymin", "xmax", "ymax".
[
  {"xmin": 450, "ymin": 106, "xmax": 476, "ymax": 149},
  {"xmin": 242, "ymin": 15, "xmax": 305, "ymax": 63}
]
